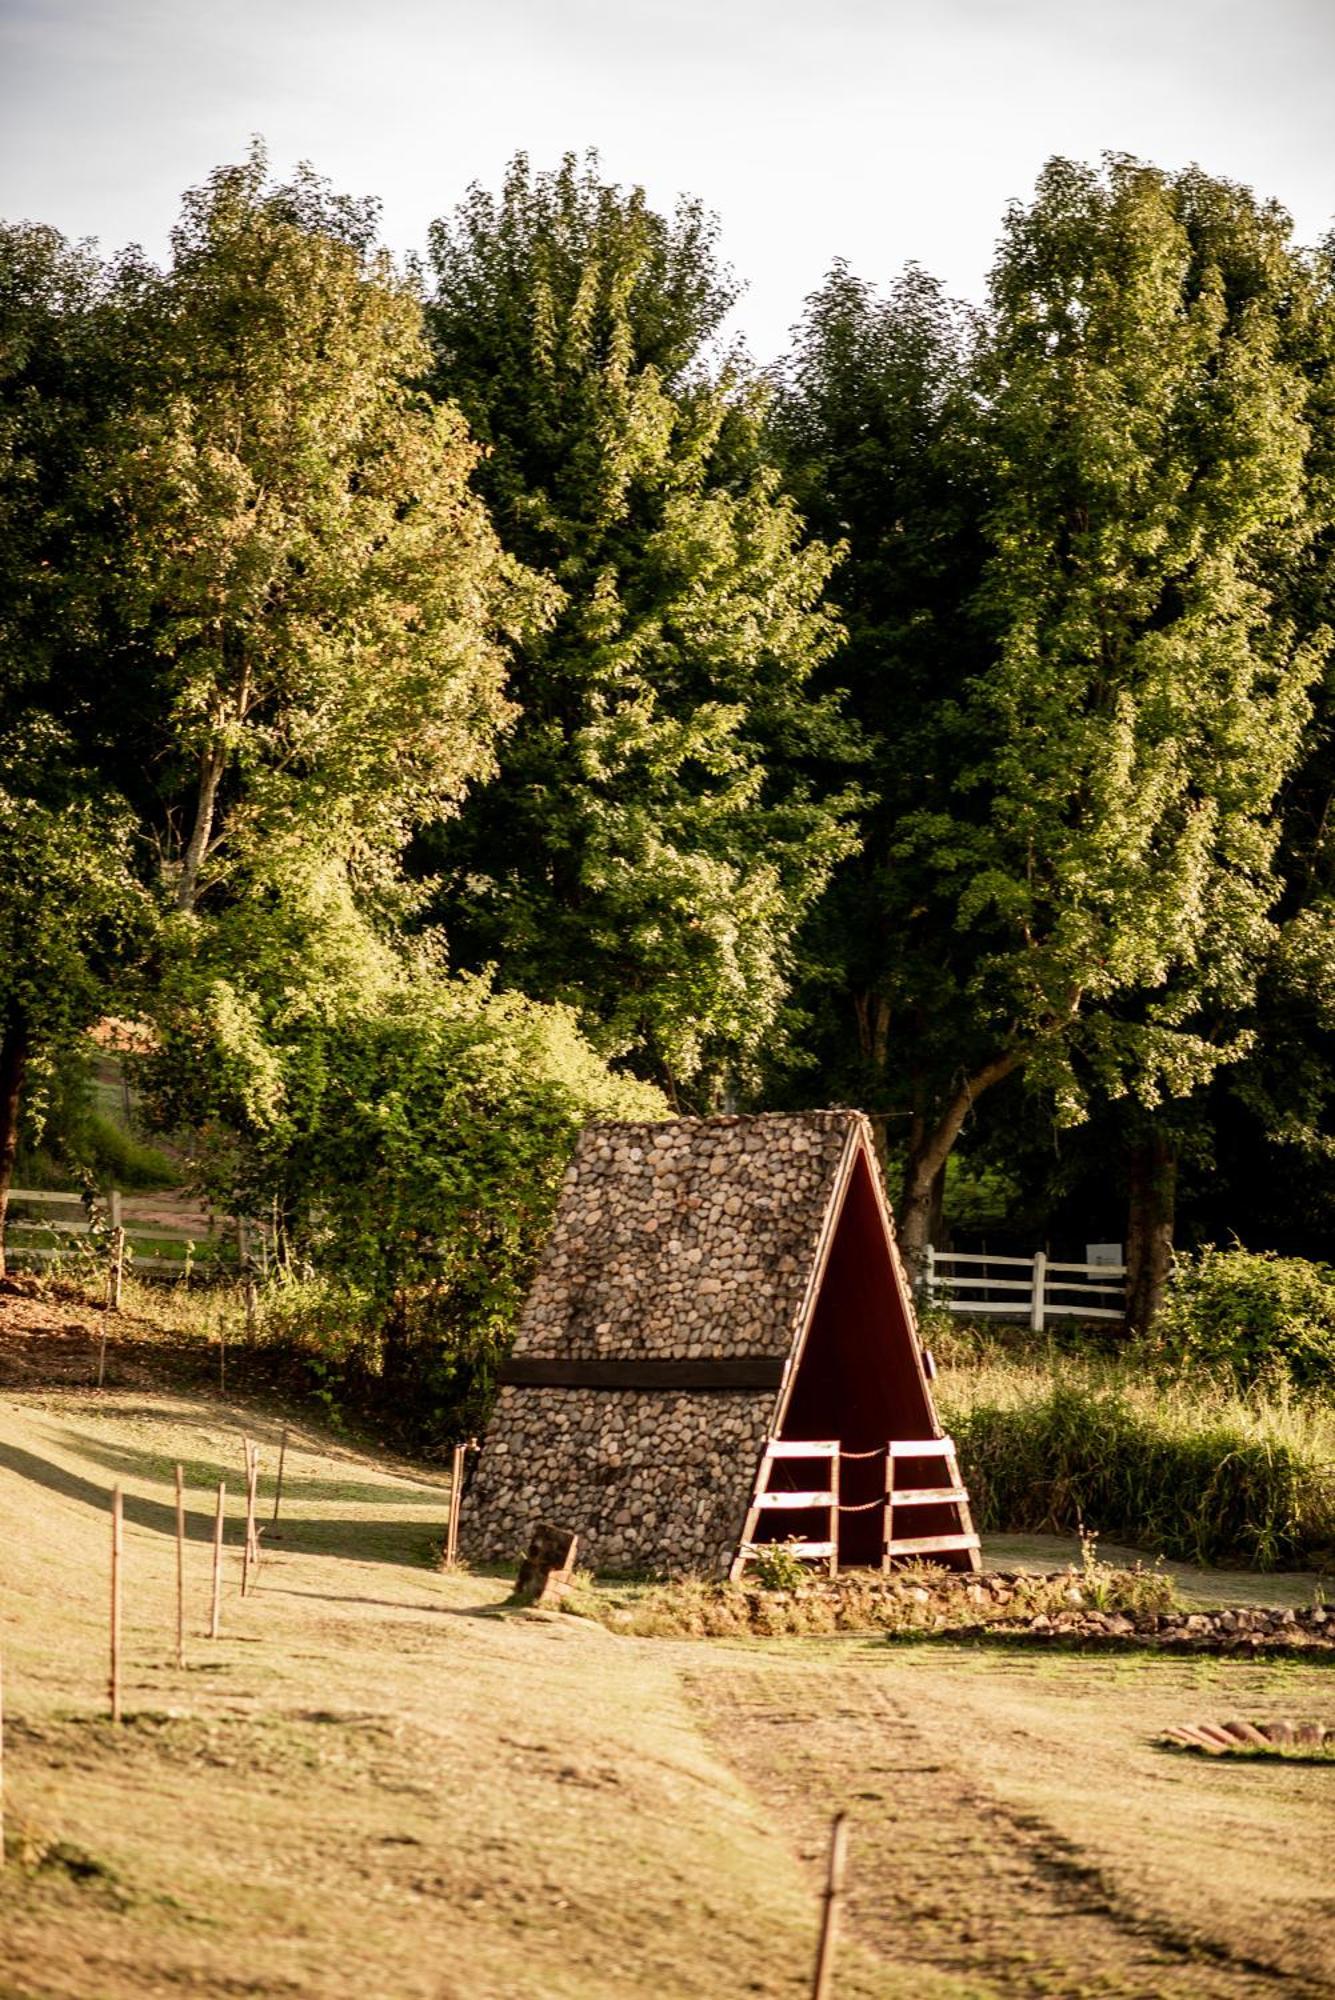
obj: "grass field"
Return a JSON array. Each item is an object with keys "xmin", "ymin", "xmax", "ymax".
[{"xmin": 1, "ymin": 1363, "xmax": 1332, "ymax": 2000}]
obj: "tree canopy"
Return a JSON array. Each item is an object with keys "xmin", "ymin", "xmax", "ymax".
[{"xmin": 421, "ymin": 153, "xmax": 858, "ymax": 1098}]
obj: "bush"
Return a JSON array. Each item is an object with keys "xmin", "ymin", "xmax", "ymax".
[
  {"xmin": 148, "ymin": 953, "xmax": 666, "ymax": 1450},
  {"xmin": 943, "ymin": 1372, "xmax": 1335, "ymax": 1569},
  {"xmin": 1154, "ymin": 1247, "xmax": 1335, "ymax": 1393}
]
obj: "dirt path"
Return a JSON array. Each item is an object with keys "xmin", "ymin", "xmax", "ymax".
[{"xmin": 691, "ymin": 1654, "xmax": 1335, "ymax": 2000}]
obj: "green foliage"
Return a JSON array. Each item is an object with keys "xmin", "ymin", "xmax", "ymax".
[
  {"xmin": 748, "ymin": 1542, "xmax": 811, "ymax": 1591},
  {"xmin": 95, "ymin": 146, "xmax": 547, "ymax": 917},
  {"xmin": 1155, "ymin": 1247, "xmax": 1335, "ymax": 1393},
  {"xmin": 945, "ymin": 1374, "xmax": 1334, "ymax": 1569},
  {"xmin": 771, "ymin": 159, "xmax": 1334, "ymax": 1254},
  {"xmin": 146, "ymin": 903, "xmax": 664, "ymax": 1443},
  {"xmin": 423, "ymin": 153, "xmax": 858, "ymax": 1094}
]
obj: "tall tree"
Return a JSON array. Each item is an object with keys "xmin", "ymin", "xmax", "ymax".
[
  {"xmin": 0, "ymin": 223, "xmax": 153, "ymax": 1257},
  {"xmin": 896, "ymin": 157, "xmax": 1329, "ymax": 1272},
  {"xmin": 98, "ymin": 148, "xmax": 544, "ymax": 918},
  {"xmin": 777, "ymin": 160, "xmax": 1330, "ymax": 1275},
  {"xmin": 767, "ymin": 260, "xmax": 985, "ymax": 1211},
  {"xmin": 422, "ymin": 153, "xmax": 857, "ymax": 1099}
]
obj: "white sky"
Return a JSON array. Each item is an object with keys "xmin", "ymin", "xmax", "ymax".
[{"xmin": 2, "ymin": 0, "xmax": 1333, "ymax": 360}]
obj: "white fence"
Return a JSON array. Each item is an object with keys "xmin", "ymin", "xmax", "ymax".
[
  {"xmin": 3, "ymin": 1187, "xmax": 244, "ymax": 1277},
  {"xmin": 923, "ymin": 1247, "xmax": 1126, "ymax": 1330}
]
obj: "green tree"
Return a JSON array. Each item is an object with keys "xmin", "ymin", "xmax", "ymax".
[
  {"xmin": 99, "ymin": 148, "xmax": 545, "ymax": 917},
  {"xmin": 777, "ymin": 160, "xmax": 1331, "ymax": 1283},
  {"xmin": 767, "ymin": 261, "xmax": 985, "ymax": 1223},
  {"xmin": 0, "ymin": 223, "xmax": 153, "ymax": 1258},
  {"xmin": 899, "ymin": 157, "xmax": 1329, "ymax": 1276},
  {"xmin": 422, "ymin": 153, "xmax": 857, "ymax": 1098}
]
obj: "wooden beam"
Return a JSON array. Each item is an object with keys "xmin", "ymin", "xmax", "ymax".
[{"xmin": 498, "ymin": 1356, "xmax": 785, "ymax": 1390}]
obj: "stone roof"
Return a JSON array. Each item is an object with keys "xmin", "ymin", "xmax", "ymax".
[{"xmin": 513, "ymin": 1110, "xmax": 862, "ymax": 1364}]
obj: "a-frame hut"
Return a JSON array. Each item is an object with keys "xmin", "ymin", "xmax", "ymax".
[{"xmin": 459, "ymin": 1111, "xmax": 978, "ymax": 1577}]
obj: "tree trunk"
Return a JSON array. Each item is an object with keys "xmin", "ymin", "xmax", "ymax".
[
  {"xmin": 897, "ymin": 1048, "xmax": 1024, "ymax": 1272},
  {"xmin": 0, "ymin": 1010, "xmax": 30, "ymax": 1281},
  {"xmin": 1125, "ymin": 1131, "xmax": 1178, "ymax": 1334},
  {"xmin": 176, "ymin": 737, "xmax": 228, "ymax": 914}
]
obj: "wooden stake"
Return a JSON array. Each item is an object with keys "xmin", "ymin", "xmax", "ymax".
[
  {"xmin": 241, "ymin": 1441, "xmax": 259, "ymax": 1594},
  {"xmin": 95, "ymin": 1315, "xmax": 109, "ymax": 1389},
  {"xmin": 109, "ymin": 1485, "xmax": 123, "ymax": 1724},
  {"xmin": 109, "ymin": 1224, "xmax": 125, "ymax": 1313},
  {"xmin": 218, "ymin": 1313, "xmax": 226, "ymax": 1395},
  {"xmin": 445, "ymin": 1443, "xmax": 465, "ymax": 1568},
  {"xmin": 271, "ymin": 1425, "xmax": 288, "ymax": 1527},
  {"xmin": 209, "ymin": 1480, "xmax": 225, "ymax": 1638},
  {"xmin": 1, "ymin": 1632, "xmax": 6, "ymax": 1869},
  {"xmin": 810, "ymin": 1813, "xmax": 848, "ymax": 2000},
  {"xmin": 174, "ymin": 1462, "xmax": 186, "ymax": 1671}
]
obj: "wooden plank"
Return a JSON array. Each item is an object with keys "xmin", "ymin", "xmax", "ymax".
[
  {"xmin": 887, "ymin": 1437, "xmax": 954, "ymax": 1456},
  {"xmin": 1040, "ymin": 1306, "xmax": 1124, "ymax": 1321},
  {"xmin": 928, "ymin": 1251, "xmax": 1034, "ymax": 1268},
  {"xmin": 1045, "ymin": 1260, "xmax": 1127, "ymax": 1277},
  {"xmin": 889, "ymin": 1486, "xmax": 969, "ymax": 1506},
  {"xmin": 767, "ymin": 1439, "xmax": 839, "ymax": 1459},
  {"xmin": 753, "ymin": 1490, "xmax": 836, "ymax": 1510},
  {"xmin": 884, "ymin": 1532, "xmax": 980, "ymax": 1555},
  {"xmin": 499, "ymin": 1356, "xmax": 785, "ymax": 1389},
  {"xmin": 930, "ymin": 1276, "xmax": 1034, "ymax": 1293},
  {"xmin": 739, "ymin": 1540, "xmax": 836, "ymax": 1560}
]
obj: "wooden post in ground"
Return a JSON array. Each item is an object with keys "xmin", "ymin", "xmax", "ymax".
[
  {"xmin": 241, "ymin": 1441, "xmax": 259, "ymax": 1594},
  {"xmin": 106, "ymin": 1189, "xmax": 125, "ymax": 1316},
  {"xmin": 174, "ymin": 1463, "xmax": 186, "ymax": 1671},
  {"xmin": 271, "ymin": 1425, "xmax": 288, "ymax": 1527},
  {"xmin": 249, "ymin": 1444, "xmax": 261, "ymax": 1571},
  {"xmin": 209, "ymin": 1480, "xmax": 225, "ymax": 1638},
  {"xmin": 445, "ymin": 1444, "xmax": 465, "ymax": 1568},
  {"xmin": 109, "ymin": 1485, "xmax": 123, "ymax": 1724},
  {"xmin": 810, "ymin": 1812, "xmax": 848, "ymax": 2000}
]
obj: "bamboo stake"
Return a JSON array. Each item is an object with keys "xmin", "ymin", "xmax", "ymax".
[
  {"xmin": 208, "ymin": 1480, "xmax": 225, "ymax": 1638},
  {"xmin": 109, "ymin": 1225, "xmax": 125, "ymax": 1313},
  {"xmin": 109, "ymin": 1485, "xmax": 123, "ymax": 1724},
  {"xmin": 271, "ymin": 1425, "xmax": 288, "ymax": 1527},
  {"xmin": 445, "ymin": 1443, "xmax": 465, "ymax": 1568},
  {"xmin": 810, "ymin": 1813, "xmax": 848, "ymax": 2000},
  {"xmin": 249, "ymin": 1443, "xmax": 260, "ymax": 1571},
  {"xmin": 241, "ymin": 1441, "xmax": 259, "ymax": 1594},
  {"xmin": 174, "ymin": 1462, "xmax": 186, "ymax": 1671}
]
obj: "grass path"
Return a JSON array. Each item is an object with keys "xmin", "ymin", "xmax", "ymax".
[{"xmin": 0, "ymin": 1383, "xmax": 1330, "ymax": 1999}]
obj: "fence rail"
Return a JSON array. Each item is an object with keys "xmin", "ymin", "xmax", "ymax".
[
  {"xmin": 2, "ymin": 1186, "xmax": 250, "ymax": 1277},
  {"xmin": 923, "ymin": 1246, "xmax": 1126, "ymax": 1329}
]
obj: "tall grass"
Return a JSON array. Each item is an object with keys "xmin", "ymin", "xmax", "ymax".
[{"xmin": 939, "ymin": 1356, "xmax": 1335, "ymax": 1569}]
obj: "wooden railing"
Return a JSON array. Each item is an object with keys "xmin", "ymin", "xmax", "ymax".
[
  {"xmin": 3, "ymin": 1187, "xmax": 244, "ymax": 1278},
  {"xmin": 923, "ymin": 1246, "xmax": 1126, "ymax": 1329}
]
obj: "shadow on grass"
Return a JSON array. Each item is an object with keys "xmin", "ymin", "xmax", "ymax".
[
  {"xmin": 57, "ymin": 1429, "xmax": 445, "ymax": 1507},
  {"xmin": 0, "ymin": 1439, "xmax": 442, "ymax": 1568}
]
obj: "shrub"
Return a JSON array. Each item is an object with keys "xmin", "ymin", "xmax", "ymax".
[
  {"xmin": 943, "ymin": 1372, "xmax": 1335, "ymax": 1569},
  {"xmin": 1154, "ymin": 1247, "xmax": 1335, "ymax": 1393}
]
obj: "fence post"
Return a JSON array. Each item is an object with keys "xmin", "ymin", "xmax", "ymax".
[
  {"xmin": 810, "ymin": 1812, "xmax": 849, "ymax": 2000},
  {"xmin": 923, "ymin": 1242, "xmax": 935, "ymax": 1309},
  {"xmin": 1030, "ymin": 1249, "xmax": 1047, "ymax": 1332}
]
